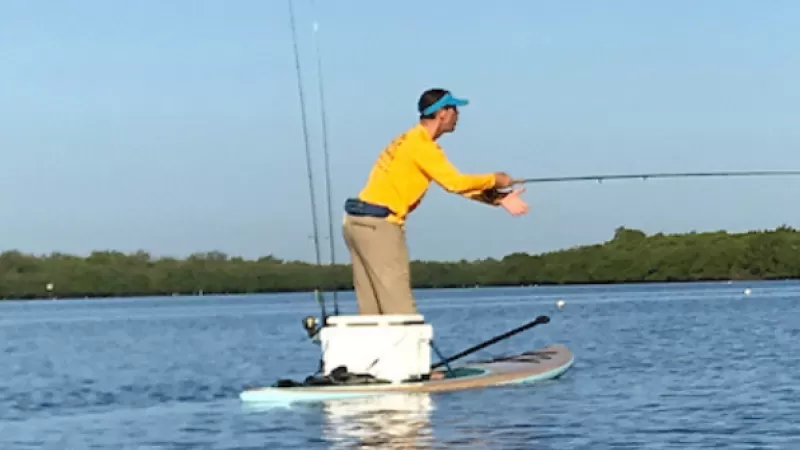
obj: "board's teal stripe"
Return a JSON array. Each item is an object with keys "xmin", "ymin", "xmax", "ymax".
[
  {"xmin": 496, "ymin": 355, "xmax": 575, "ymax": 385},
  {"xmin": 239, "ymin": 388, "xmax": 382, "ymax": 402}
]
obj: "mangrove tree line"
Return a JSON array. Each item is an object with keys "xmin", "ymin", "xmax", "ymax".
[{"xmin": 2, "ymin": 226, "xmax": 799, "ymax": 299}]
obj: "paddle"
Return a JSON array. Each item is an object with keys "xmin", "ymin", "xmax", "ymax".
[{"xmin": 430, "ymin": 315, "xmax": 550, "ymax": 370}]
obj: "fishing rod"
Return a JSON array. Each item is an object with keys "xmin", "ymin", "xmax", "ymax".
[
  {"xmin": 513, "ymin": 170, "xmax": 800, "ymax": 185},
  {"xmin": 287, "ymin": 0, "xmax": 327, "ymax": 321},
  {"xmin": 310, "ymin": 0, "xmax": 340, "ymax": 316},
  {"xmin": 431, "ymin": 315, "xmax": 550, "ymax": 370}
]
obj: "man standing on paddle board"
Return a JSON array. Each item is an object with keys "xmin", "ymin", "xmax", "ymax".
[{"xmin": 342, "ymin": 88, "xmax": 529, "ymax": 316}]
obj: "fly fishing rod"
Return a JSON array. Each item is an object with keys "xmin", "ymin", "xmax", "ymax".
[
  {"xmin": 513, "ymin": 170, "xmax": 800, "ymax": 185},
  {"xmin": 287, "ymin": 0, "xmax": 327, "ymax": 321},
  {"xmin": 310, "ymin": 0, "xmax": 340, "ymax": 316}
]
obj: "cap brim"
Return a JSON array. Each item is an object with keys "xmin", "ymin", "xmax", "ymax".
[{"xmin": 449, "ymin": 97, "xmax": 469, "ymax": 107}]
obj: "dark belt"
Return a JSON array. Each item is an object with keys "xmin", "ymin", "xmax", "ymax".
[{"xmin": 344, "ymin": 198, "xmax": 394, "ymax": 218}]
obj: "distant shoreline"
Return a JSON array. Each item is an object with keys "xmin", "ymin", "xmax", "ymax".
[
  {"xmin": 3, "ymin": 276, "xmax": 796, "ymax": 303},
  {"xmin": 3, "ymin": 225, "xmax": 800, "ymax": 301}
]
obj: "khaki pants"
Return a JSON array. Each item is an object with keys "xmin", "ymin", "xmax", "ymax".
[{"xmin": 342, "ymin": 214, "xmax": 418, "ymax": 315}]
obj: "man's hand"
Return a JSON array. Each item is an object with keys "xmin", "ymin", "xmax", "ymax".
[
  {"xmin": 499, "ymin": 187, "xmax": 529, "ymax": 216},
  {"xmin": 494, "ymin": 172, "xmax": 513, "ymax": 188}
]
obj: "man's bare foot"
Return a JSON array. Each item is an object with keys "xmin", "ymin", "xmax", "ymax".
[{"xmin": 429, "ymin": 371, "xmax": 446, "ymax": 380}]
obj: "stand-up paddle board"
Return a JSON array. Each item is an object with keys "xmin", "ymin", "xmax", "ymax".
[{"xmin": 239, "ymin": 343, "xmax": 573, "ymax": 403}]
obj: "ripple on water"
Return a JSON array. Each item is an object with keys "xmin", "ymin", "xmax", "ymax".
[{"xmin": 1, "ymin": 283, "xmax": 800, "ymax": 448}]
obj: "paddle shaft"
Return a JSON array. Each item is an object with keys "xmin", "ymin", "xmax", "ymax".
[{"xmin": 431, "ymin": 315, "xmax": 550, "ymax": 370}]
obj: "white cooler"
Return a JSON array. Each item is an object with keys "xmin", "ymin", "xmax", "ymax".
[{"xmin": 318, "ymin": 314, "xmax": 433, "ymax": 383}]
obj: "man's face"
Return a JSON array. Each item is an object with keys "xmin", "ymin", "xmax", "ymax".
[{"xmin": 438, "ymin": 106, "xmax": 459, "ymax": 133}]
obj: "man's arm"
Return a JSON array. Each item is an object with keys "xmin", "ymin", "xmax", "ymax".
[{"xmin": 412, "ymin": 142, "xmax": 498, "ymax": 193}]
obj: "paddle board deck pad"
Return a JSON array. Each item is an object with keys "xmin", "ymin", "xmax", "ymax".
[{"xmin": 239, "ymin": 343, "xmax": 573, "ymax": 403}]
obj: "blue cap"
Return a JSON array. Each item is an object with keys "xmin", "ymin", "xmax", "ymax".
[{"xmin": 421, "ymin": 92, "xmax": 469, "ymax": 116}]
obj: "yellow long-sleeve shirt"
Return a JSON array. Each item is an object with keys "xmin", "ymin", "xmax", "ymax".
[{"xmin": 356, "ymin": 123, "xmax": 498, "ymax": 225}]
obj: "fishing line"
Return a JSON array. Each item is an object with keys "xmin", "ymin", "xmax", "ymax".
[
  {"xmin": 514, "ymin": 170, "xmax": 800, "ymax": 185},
  {"xmin": 287, "ymin": 0, "xmax": 327, "ymax": 320}
]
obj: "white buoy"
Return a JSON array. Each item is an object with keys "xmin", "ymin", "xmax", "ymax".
[
  {"xmin": 556, "ymin": 299, "xmax": 565, "ymax": 309},
  {"xmin": 744, "ymin": 288, "xmax": 751, "ymax": 296}
]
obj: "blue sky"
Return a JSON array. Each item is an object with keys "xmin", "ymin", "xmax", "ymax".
[{"xmin": 2, "ymin": 0, "xmax": 799, "ymax": 262}]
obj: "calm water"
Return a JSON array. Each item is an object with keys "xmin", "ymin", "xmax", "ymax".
[{"xmin": 2, "ymin": 281, "xmax": 800, "ymax": 449}]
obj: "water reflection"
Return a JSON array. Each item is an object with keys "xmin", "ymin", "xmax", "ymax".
[{"xmin": 321, "ymin": 393, "xmax": 434, "ymax": 449}]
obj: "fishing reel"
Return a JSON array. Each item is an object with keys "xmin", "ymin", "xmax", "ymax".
[
  {"xmin": 302, "ymin": 315, "xmax": 320, "ymax": 340},
  {"xmin": 476, "ymin": 187, "xmax": 513, "ymax": 205}
]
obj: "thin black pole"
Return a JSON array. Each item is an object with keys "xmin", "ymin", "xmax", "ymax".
[{"xmin": 431, "ymin": 315, "xmax": 550, "ymax": 370}]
